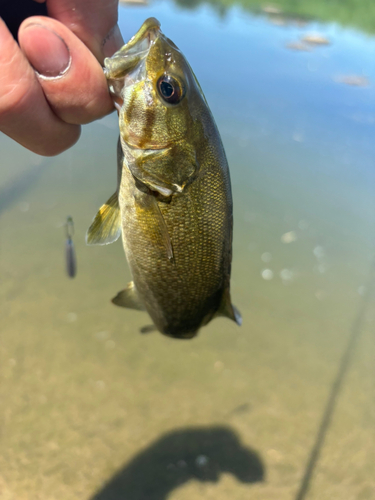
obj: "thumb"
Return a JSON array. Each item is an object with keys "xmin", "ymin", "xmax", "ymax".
[{"xmin": 19, "ymin": 16, "xmax": 114, "ymax": 125}]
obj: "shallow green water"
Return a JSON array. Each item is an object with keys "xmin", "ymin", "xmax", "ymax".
[
  {"xmin": 174, "ymin": 0, "xmax": 375, "ymax": 36},
  {"xmin": 1, "ymin": 2, "xmax": 375, "ymax": 499}
]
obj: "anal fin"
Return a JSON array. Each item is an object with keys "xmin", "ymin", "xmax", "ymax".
[
  {"xmin": 140, "ymin": 324, "xmax": 157, "ymax": 334},
  {"xmin": 111, "ymin": 281, "xmax": 145, "ymax": 311}
]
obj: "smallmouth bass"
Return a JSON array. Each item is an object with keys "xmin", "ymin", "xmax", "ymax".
[{"xmin": 87, "ymin": 18, "xmax": 241, "ymax": 339}]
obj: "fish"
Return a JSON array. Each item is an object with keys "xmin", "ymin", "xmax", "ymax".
[
  {"xmin": 87, "ymin": 17, "xmax": 241, "ymax": 339},
  {"xmin": 65, "ymin": 216, "xmax": 76, "ymax": 278}
]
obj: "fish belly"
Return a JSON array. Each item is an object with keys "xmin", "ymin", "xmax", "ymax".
[{"xmin": 119, "ymin": 163, "xmax": 232, "ymax": 336}]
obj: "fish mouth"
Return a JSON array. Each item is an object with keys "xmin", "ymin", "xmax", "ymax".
[{"xmin": 104, "ymin": 17, "xmax": 161, "ymax": 99}]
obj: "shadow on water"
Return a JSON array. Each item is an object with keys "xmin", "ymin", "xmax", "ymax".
[
  {"xmin": 295, "ymin": 258, "xmax": 375, "ymax": 500},
  {"xmin": 0, "ymin": 162, "xmax": 47, "ymax": 215},
  {"xmin": 91, "ymin": 426, "xmax": 264, "ymax": 500}
]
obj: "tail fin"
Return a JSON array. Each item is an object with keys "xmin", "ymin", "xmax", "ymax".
[{"xmin": 216, "ymin": 289, "xmax": 242, "ymax": 326}]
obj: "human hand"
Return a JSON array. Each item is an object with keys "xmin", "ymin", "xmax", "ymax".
[{"xmin": 0, "ymin": 0, "xmax": 123, "ymax": 156}]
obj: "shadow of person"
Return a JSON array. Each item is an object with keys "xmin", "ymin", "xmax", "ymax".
[{"xmin": 91, "ymin": 426, "xmax": 264, "ymax": 500}]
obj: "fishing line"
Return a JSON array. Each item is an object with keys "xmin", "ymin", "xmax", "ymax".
[{"xmin": 294, "ymin": 257, "xmax": 375, "ymax": 500}]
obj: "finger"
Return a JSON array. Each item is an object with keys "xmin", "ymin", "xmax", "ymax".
[
  {"xmin": 19, "ymin": 16, "xmax": 114, "ymax": 125},
  {"xmin": 0, "ymin": 18, "xmax": 80, "ymax": 156},
  {"xmin": 45, "ymin": 0, "xmax": 123, "ymax": 62}
]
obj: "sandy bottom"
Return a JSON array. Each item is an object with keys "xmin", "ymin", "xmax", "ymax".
[{"xmin": 1, "ymin": 102, "xmax": 375, "ymax": 499}]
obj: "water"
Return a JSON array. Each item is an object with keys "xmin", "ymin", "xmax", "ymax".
[{"xmin": 1, "ymin": 2, "xmax": 375, "ymax": 499}]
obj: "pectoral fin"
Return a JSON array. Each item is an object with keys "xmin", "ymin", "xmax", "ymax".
[
  {"xmin": 112, "ymin": 281, "xmax": 145, "ymax": 311},
  {"xmin": 216, "ymin": 289, "xmax": 242, "ymax": 326},
  {"xmin": 86, "ymin": 193, "xmax": 121, "ymax": 246},
  {"xmin": 136, "ymin": 193, "xmax": 174, "ymax": 261},
  {"xmin": 150, "ymin": 196, "xmax": 174, "ymax": 261}
]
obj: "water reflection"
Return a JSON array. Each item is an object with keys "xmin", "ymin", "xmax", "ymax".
[{"xmin": 168, "ymin": 0, "xmax": 375, "ymax": 35}]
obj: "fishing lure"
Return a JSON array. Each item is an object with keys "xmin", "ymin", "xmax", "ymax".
[{"xmin": 65, "ymin": 216, "xmax": 76, "ymax": 278}]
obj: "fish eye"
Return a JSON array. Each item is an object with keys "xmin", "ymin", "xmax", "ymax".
[{"xmin": 157, "ymin": 75, "xmax": 185, "ymax": 105}]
